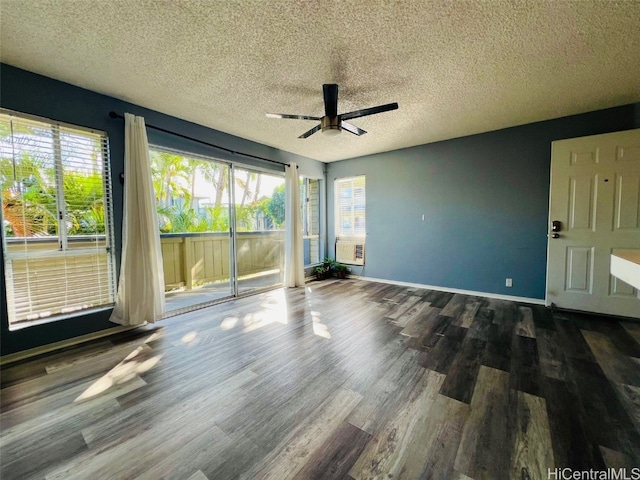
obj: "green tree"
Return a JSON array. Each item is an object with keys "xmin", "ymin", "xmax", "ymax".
[
  {"xmin": 150, "ymin": 151, "xmax": 192, "ymax": 208},
  {"xmin": 265, "ymin": 184, "xmax": 285, "ymax": 228},
  {"xmin": 63, "ymin": 170, "xmax": 106, "ymax": 234},
  {"xmin": 1, "ymin": 153, "xmax": 57, "ymax": 236}
]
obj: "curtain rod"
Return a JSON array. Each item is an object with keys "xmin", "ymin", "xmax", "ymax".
[{"xmin": 108, "ymin": 111, "xmax": 295, "ymax": 168}]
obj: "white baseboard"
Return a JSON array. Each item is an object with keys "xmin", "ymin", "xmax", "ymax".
[
  {"xmin": 357, "ymin": 276, "xmax": 546, "ymax": 305},
  {"xmin": 0, "ymin": 325, "xmax": 140, "ymax": 366}
]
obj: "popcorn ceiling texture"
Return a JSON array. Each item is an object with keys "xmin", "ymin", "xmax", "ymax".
[{"xmin": 1, "ymin": 0, "xmax": 639, "ymax": 162}]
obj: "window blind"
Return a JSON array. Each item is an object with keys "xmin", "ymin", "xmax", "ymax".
[
  {"xmin": 335, "ymin": 175, "xmax": 366, "ymax": 238},
  {"xmin": 300, "ymin": 177, "xmax": 320, "ymax": 265},
  {"xmin": 0, "ymin": 109, "xmax": 116, "ymax": 326}
]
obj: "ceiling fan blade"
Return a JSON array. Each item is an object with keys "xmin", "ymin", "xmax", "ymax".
[
  {"xmin": 341, "ymin": 121, "xmax": 367, "ymax": 136},
  {"xmin": 340, "ymin": 102, "xmax": 399, "ymax": 121},
  {"xmin": 323, "ymin": 84, "xmax": 339, "ymax": 117},
  {"xmin": 266, "ymin": 113, "xmax": 321, "ymax": 121},
  {"xmin": 298, "ymin": 124, "xmax": 321, "ymax": 139}
]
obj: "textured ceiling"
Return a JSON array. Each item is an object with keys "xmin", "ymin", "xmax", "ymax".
[{"xmin": 1, "ymin": 0, "xmax": 640, "ymax": 162}]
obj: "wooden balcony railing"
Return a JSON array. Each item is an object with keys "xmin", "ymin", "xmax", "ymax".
[
  {"xmin": 160, "ymin": 231, "xmax": 284, "ymax": 290},
  {"xmin": 4, "ymin": 231, "xmax": 285, "ymax": 323}
]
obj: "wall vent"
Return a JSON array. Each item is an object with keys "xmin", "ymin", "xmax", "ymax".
[{"xmin": 336, "ymin": 239, "xmax": 365, "ymax": 265}]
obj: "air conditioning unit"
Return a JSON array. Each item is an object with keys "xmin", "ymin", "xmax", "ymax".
[{"xmin": 336, "ymin": 239, "xmax": 365, "ymax": 265}]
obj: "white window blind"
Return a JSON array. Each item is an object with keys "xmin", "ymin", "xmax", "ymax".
[
  {"xmin": 0, "ymin": 109, "xmax": 116, "ymax": 327},
  {"xmin": 300, "ymin": 177, "xmax": 320, "ymax": 265},
  {"xmin": 335, "ymin": 175, "xmax": 365, "ymax": 238}
]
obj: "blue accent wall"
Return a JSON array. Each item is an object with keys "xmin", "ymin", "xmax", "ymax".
[
  {"xmin": 327, "ymin": 103, "xmax": 640, "ymax": 300},
  {"xmin": 0, "ymin": 63, "xmax": 323, "ymax": 356}
]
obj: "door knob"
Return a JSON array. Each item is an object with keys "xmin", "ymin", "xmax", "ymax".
[{"xmin": 551, "ymin": 233, "xmax": 560, "ymax": 239}]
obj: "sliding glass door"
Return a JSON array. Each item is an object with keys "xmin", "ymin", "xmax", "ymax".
[
  {"xmin": 150, "ymin": 149, "xmax": 233, "ymax": 312},
  {"xmin": 150, "ymin": 149, "xmax": 286, "ymax": 314},
  {"xmin": 233, "ymin": 167, "xmax": 285, "ymax": 295}
]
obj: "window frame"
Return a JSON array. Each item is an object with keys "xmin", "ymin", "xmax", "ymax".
[
  {"xmin": 334, "ymin": 175, "xmax": 366, "ymax": 239},
  {"xmin": 300, "ymin": 176, "xmax": 321, "ymax": 266}
]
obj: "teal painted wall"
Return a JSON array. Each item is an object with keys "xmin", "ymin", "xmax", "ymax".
[{"xmin": 327, "ymin": 103, "xmax": 640, "ymax": 299}]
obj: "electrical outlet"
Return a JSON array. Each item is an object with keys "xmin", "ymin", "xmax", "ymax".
[{"xmin": 506, "ymin": 278, "xmax": 513, "ymax": 287}]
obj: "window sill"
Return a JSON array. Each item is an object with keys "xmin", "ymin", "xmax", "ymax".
[{"xmin": 8, "ymin": 305, "xmax": 114, "ymax": 331}]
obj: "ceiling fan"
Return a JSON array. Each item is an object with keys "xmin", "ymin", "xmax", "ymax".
[{"xmin": 266, "ymin": 84, "xmax": 398, "ymax": 138}]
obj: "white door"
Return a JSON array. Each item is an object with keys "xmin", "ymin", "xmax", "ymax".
[{"xmin": 546, "ymin": 128, "xmax": 640, "ymax": 318}]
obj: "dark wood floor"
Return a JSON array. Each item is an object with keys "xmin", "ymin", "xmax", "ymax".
[{"xmin": 1, "ymin": 279, "xmax": 639, "ymax": 480}]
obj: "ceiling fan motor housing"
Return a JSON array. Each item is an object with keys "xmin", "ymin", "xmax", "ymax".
[{"xmin": 321, "ymin": 115, "xmax": 341, "ymax": 135}]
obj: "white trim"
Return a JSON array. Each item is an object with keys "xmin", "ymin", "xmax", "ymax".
[
  {"xmin": 0, "ymin": 324, "xmax": 141, "ymax": 366},
  {"xmin": 357, "ymin": 276, "xmax": 546, "ymax": 305}
]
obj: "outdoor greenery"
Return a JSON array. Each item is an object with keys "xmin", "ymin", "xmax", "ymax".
[
  {"xmin": 266, "ymin": 184, "xmax": 285, "ymax": 227},
  {"xmin": 1, "ymin": 117, "xmax": 109, "ymax": 238},
  {"xmin": 1, "ymin": 154, "xmax": 106, "ymax": 237},
  {"xmin": 150, "ymin": 150, "xmax": 285, "ymax": 234},
  {"xmin": 1, "ymin": 141, "xmax": 286, "ymax": 237}
]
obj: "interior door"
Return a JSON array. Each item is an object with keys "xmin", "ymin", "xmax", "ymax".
[{"xmin": 546, "ymin": 128, "xmax": 640, "ymax": 317}]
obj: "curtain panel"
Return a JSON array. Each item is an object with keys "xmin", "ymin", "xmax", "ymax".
[{"xmin": 110, "ymin": 113, "xmax": 165, "ymax": 325}]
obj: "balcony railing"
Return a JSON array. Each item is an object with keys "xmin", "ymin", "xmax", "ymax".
[
  {"xmin": 4, "ymin": 230, "xmax": 286, "ymax": 325},
  {"xmin": 5, "ymin": 231, "xmax": 285, "ymax": 297},
  {"xmin": 160, "ymin": 231, "xmax": 284, "ymax": 290}
]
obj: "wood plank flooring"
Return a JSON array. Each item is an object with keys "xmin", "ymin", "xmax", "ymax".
[{"xmin": 1, "ymin": 279, "xmax": 639, "ymax": 479}]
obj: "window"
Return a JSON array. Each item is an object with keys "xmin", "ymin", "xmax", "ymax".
[
  {"xmin": 300, "ymin": 177, "xmax": 320, "ymax": 265},
  {"xmin": 335, "ymin": 175, "xmax": 365, "ymax": 238},
  {"xmin": 1, "ymin": 110, "xmax": 115, "ymax": 327}
]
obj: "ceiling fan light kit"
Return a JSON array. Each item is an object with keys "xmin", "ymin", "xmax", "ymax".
[
  {"xmin": 266, "ymin": 83, "xmax": 398, "ymax": 139},
  {"xmin": 321, "ymin": 116, "xmax": 341, "ymax": 135}
]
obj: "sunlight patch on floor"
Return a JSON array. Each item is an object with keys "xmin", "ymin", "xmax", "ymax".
[
  {"xmin": 304, "ymin": 286, "xmax": 332, "ymax": 339},
  {"xmin": 144, "ymin": 329, "xmax": 165, "ymax": 343},
  {"xmin": 242, "ymin": 289, "xmax": 288, "ymax": 333},
  {"xmin": 74, "ymin": 346, "xmax": 162, "ymax": 403},
  {"xmin": 311, "ymin": 310, "xmax": 331, "ymax": 339},
  {"xmin": 221, "ymin": 316, "xmax": 239, "ymax": 330},
  {"xmin": 181, "ymin": 331, "xmax": 198, "ymax": 343}
]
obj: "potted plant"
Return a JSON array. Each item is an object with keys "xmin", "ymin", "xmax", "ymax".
[
  {"xmin": 335, "ymin": 263, "xmax": 348, "ymax": 279},
  {"xmin": 323, "ymin": 257, "xmax": 336, "ymax": 272},
  {"xmin": 314, "ymin": 257, "xmax": 336, "ymax": 280},
  {"xmin": 314, "ymin": 265, "xmax": 327, "ymax": 280}
]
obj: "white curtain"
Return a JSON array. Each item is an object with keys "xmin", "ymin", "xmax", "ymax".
[
  {"xmin": 284, "ymin": 162, "xmax": 305, "ymax": 287},
  {"xmin": 110, "ymin": 113, "xmax": 165, "ymax": 326}
]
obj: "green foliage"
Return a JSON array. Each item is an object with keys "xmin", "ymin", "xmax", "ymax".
[
  {"xmin": 2, "ymin": 154, "xmax": 57, "ymax": 236},
  {"xmin": 202, "ymin": 205, "xmax": 230, "ymax": 232},
  {"xmin": 234, "ymin": 204, "xmax": 254, "ymax": 231},
  {"xmin": 1, "ymin": 153, "xmax": 107, "ymax": 236},
  {"xmin": 157, "ymin": 203, "xmax": 230, "ymax": 234},
  {"xmin": 64, "ymin": 170, "xmax": 106, "ymax": 234},
  {"xmin": 2, "ymin": 147, "xmax": 287, "ymax": 238},
  {"xmin": 150, "ymin": 151, "xmax": 192, "ymax": 208},
  {"xmin": 323, "ymin": 257, "xmax": 336, "ymax": 272},
  {"xmin": 266, "ymin": 184, "xmax": 285, "ymax": 227},
  {"xmin": 314, "ymin": 265, "xmax": 326, "ymax": 276},
  {"xmin": 314, "ymin": 257, "xmax": 337, "ymax": 280}
]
